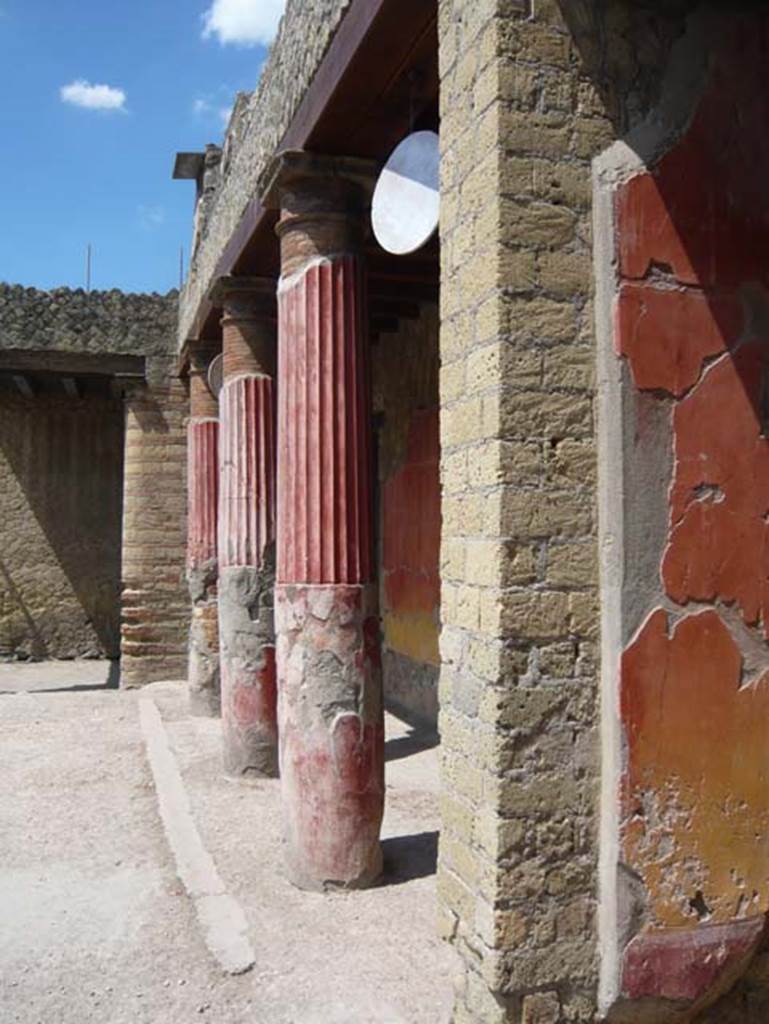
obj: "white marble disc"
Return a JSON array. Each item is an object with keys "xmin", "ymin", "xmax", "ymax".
[
  {"xmin": 371, "ymin": 130, "xmax": 439, "ymax": 256},
  {"xmin": 207, "ymin": 352, "xmax": 223, "ymax": 397}
]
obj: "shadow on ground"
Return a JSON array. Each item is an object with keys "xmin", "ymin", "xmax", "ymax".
[{"xmin": 381, "ymin": 830, "xmax": 439, "ymax": 885}]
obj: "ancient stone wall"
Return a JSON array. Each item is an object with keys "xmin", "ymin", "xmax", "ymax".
[
  {"xmin": 0, "ymin": 284, "xmax": 177, "ymax": 385},
  {"xmin": 436, "ymin": 2, "xmax": 611, "ymax": 1018},
  {"xmin": 373, "ymin": 305, "xmax": 440, "ymax": 729},
  {"xmin": 179, "ymin": 0, "xmax": 353, "ymax": 344},
  {"xmin": 435, "ymin": 1, "xmax": 769, "ymax": 1018},
  {"xmin": 0, "ymin": 285, "xmax": 187, "ymax": 684},
  {"xmin": 0, "ymin": 389, "xmax": 123, "ymax": 660}
]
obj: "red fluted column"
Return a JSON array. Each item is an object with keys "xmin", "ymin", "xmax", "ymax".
[
  {"xmin": 264, "ymin": 152, "xmax": 383, "ymax": 890},
  {"xmin": 210, "ymin": 277, "xmax": 278, "ymax": 778},
  {"xmin": 187, "ymin": 346, "xmax": 220, "ymax": 716}
]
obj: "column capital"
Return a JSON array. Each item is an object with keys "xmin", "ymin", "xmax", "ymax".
[
  {"xmin": 187, "ymin": 339, "xmax": 220, "ymax": 375},
  {"xmin": 212, "ymin": 277, "xmax": 276, "ymax": 381},
  {"xmin": 259, "ymin": 150, "xmax": 377, "ymax": 212},
  {"xmin": 208, "ymin": 275, "xmax": 277, "ymax": 324},
  {"xmin": 261, "ymin": 150, "xmax": 377, "ymax": 277}
]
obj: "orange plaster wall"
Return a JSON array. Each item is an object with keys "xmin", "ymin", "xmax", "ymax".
[
  {"xmin": 382, "ymin": 407, "xmax": 440, "ymax": 666},
  {"xmin": 615, "ymin": 15, "xmax": 769, "ymax": 933}
]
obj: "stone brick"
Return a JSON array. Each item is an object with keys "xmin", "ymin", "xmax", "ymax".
[
  {"xmin": 546, "ymin": 543, "xmax": 596, "ymax": 588},
  {"xmin": 500, "ymin": 200, "xmax": 577, "ymax": 249},
  {"xmin": 522, "ymin": 991, "xmax": 561, "ymax": 1024},
  {"xmin": 0, "ymin": 285, "xmax": 187, "ymax": 684},
  {"xmin": 538, "ymin": 250, "xmax": 592, "ymax": 298},
  {"xmin": 498, "ymin": 389, "xmax": 592, "ymax": 440},
  {"xmin": 436, "ymin": 0, "xmax": 603, "ymax": 1016}
]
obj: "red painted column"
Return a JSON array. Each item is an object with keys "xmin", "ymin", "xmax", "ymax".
[
  {"xmin": 265, "ymin": 153, "xmax": 383, "ymax": 890},
  {"xmin": 186, "ymin": 347, "xmax": 220, "ymax": 716},
  {"xmin": 210, "ymin": 277, "xmax": 278, "ymax": 778}
]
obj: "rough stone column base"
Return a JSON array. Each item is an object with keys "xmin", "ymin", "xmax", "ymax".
[
  {"xmin": 276, "ymin": 582, "xmax": 384, "ymax": 891},
  {"xmin": 219, "ymin": 563, "xmax": 278, "ymax": 778},
  {"xmin": 188, "ymin": 594, "xmax": 220, "ymax": 717}
]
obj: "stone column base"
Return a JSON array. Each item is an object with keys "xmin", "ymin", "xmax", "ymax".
[
  {"xmin": 188, "ymin": 597, "xmax": 220, "ymax": 717},
  {"xmin": 276, "ymin": 582, "xmax": 384, "ymax": 891},
  {"xmin": 219, "ymin": 564, "xmax": 278, "ymax": 778}
]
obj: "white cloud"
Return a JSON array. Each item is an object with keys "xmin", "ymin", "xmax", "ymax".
[
  {"xmin": 193, "ymin": 96, "xmax": 233, "ymax": 127},
  {"xmin": 60, "ymin": 80, "xmax": 126, "ymax": 112},
  {"xmin": 138, "ymin": 205, "xmax": 165, "ymax": 230},
  {"xmin": 202, "ymin": 0, "xmax": 285, "ymax": 46}
]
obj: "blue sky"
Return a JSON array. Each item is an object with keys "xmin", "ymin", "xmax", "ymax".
[{"xmin": 0, "ymin": 1, "xmax": 284, "ymax": 294}]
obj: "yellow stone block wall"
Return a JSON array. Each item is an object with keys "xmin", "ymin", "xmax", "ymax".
[{"xmin": 436, "ymin": 1, "xmax": 612, "ymax": 1019}]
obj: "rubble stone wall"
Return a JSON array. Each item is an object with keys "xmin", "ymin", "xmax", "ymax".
[
  {"xmin": 178, "ymin": 0, "xmax": 352, "ymax": 345},
  {"xmin": 0, "ymin": 284, "xmax": 177, "ymax": 385}
]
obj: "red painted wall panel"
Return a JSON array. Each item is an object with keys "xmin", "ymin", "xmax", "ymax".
[{"xmin": 613, "ymin": 13, "xmax": 769, "ymax": 1004}]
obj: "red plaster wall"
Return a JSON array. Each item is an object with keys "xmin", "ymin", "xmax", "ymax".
[
  {"xmin": 613, "ymin": 13, "xmax": 769, "ymax": 1006},
  {"xmin": 382, "ymin": 407, "xmax": 441, "ymax": 667}
]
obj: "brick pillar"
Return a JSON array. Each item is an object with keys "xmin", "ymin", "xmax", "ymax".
[
  {"xmin": 263, "ymin": 152, "xmax": 383, "ymax": 890},
  {"xmin": 210, "ymin": 277, "xmax": 278, "ymax": 778},
  {"xmin": 121, "ymin": 373, "xmax": 189, "ymax": 686},
  {"xmin": 187, "ymin": 345, "xmax": 220, "ymax": 716},
  {"xmin": 435, "ymin": 2, "xmax": 610, "ymax": 1020}
]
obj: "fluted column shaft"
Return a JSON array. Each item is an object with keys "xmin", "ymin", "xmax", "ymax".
[
  {"xmin": 268, "ymin": 154, "xmax": 383, "ymax": 890},
  {"xmin": 187, "ymin": 350, "xmax": 220, "ymax": 716},
  {"xmin": 213, "ymin": 277, "xmax": 279, "ymax": 778}
]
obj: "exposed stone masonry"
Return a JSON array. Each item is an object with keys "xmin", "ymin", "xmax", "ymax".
[
  {"xmin": 179, "ymin": 0, "xmax": 353, "ymax": 345},
  {"xmin": 0, "ymin": 283, "xmax": 178, "ymax": 385},
  {"xmin": 437, "ymin": 1, "xmax": 612, "ymax": 1019},
  {"xmin": 0, "ymin": 283, "xmax": 188, "ymax": 686},
  {"xmin": 121, "ymin": 378, "xmax": 189, "ymax": 687}
]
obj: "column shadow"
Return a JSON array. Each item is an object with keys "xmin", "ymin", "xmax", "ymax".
[{"xmin": 380, "ymin": 830, "xmax": 439, "ymax": 886}]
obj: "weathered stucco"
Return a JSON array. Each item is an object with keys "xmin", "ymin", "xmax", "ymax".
[{"xmin": 598, "ymin": 7, "xmax": 769, "ymax": 1020}]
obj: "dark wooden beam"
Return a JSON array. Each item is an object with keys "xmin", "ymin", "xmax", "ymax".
[
  {"xmin": 12, "ymin": 374, "xmax": 34, "ymax": 399},
  {"xmin": 0, "ymin": 349, "xmax": 145, "ymax": 378}
]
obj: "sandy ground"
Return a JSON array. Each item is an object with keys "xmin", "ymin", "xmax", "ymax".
[{"xmin": 0, "ymin": 661, "xmax": 454, "ymax": 1024}]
